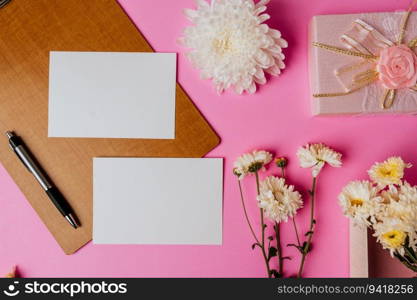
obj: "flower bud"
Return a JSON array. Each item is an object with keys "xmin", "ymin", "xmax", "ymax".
[
  {"xmin": 233, "ymin": 168, "xmax": 242, "ymax": 177},
  {"xmin": 275, "ymin": 157, "xmax": 288, "ymax": 168}
]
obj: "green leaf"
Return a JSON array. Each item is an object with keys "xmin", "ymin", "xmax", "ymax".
[
  {"xmin": 302, "ymin": 242, "xmax": 312, "ymax": 254},
  {"xmin": 269, "ymin": 270, "xmax": 282, "ymax": 278},
  {"xmin": 268, "ymin": 246, "xmax": 277, "ymax": 261},
  {"xmin": 251, "ymin": 243, "xmax": 260, "ymax": 250},
  {"xmin": 270, "ymin": 270, "xmax": 282, "ymax": 278},
  {"xmin": 287, "ymin": 243, "xmax": 304, "ymax": 254}
]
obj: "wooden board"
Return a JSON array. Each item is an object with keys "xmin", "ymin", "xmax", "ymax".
[{"xmin": 0, "ymin": 0, "xmax": 219, "ymax": 254}]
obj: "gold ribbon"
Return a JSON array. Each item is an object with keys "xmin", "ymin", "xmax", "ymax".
[{"xmin": 313, "ymin": 0, "xmax": 417, "ymax": 109}]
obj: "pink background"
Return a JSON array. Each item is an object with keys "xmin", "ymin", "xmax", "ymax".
[{"xmin": 1, "ymin": 0, "xmax": 417, "ymax": 278}]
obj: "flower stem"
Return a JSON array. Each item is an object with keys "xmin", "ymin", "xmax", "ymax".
[
  {"xmin": 397, "ymin": 255, "xmax": 417, "ymax": 273},
  {"xmin": 404, "ymin": 247, "xmax": 417, "ymax": 264},
  {"xmin": 255, "ymin": 171, "xmax": 271, "ymax": 278},
  {"xmin": 297, "ymin": 176, "xmax": 317, "ymax": 278},
  {"xmin": 280, "ymin": 167, "xmax": 285, "ymax": 178},
  {"xmin": 237, "ymin": 179, "xmax": 260, "ymax": 245},
  {"xmin": 255, "ymin": 172, "xmax": 264, "ymax": 245},
  {"xmin": 292, "ymin": 217, "xmax": 301, "ymax": 247},
  {"xmin": 275, "ymin": 222, "xmax": 284, "ymax": 275}
]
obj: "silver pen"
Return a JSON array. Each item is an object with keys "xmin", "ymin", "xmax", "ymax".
[{"xmin": 6, "ymin": 131, "xmax": 79, "ymax": 229}]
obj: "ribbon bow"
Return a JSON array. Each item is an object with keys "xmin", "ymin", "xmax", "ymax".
[{"xmin": 313, "ymin": 0, "xmax": 417, "ymax": 109}]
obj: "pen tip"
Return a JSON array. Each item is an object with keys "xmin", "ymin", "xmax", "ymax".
[
  {"xmin": 65, "ymin": 214, "xmax": 79, "ymax": 229},
  {"xmin": 5, "ymin": 131, "xmax": 14, "ymax": 138}
]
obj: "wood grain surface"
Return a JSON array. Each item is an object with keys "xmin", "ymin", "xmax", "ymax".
[{"xmin": 0, "ymin": 0, "xmax": 219, "ymax": 254}]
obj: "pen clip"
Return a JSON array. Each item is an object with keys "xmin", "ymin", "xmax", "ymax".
[{"xmin": 14, "ymin": 149, "xmax": 31, "ymax": 172}]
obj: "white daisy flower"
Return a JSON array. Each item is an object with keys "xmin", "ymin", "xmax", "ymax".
[
  {"xmin": 179, "ymin": 0, "xmax": 288, "ymax": 94},
  {"xmin": 257, "ymin": 176, "xmax": 303, "ymax": 223},
  {"xmin": 368, "ymin": 157, "xmax": 412, "ymax": 187},
  {"xmin": 297, "ymin": 143, "xmax": 342, "ymax": 177},
  {"xmin": 381, "ymin": 183, "xmax": 417, "ymax": 222},
  {"xmin": 373, "ymin": 217, "xmax": 414, "ymax": 257},
  {"xmin": 233, "ymin": 150, "xmax": 272, "ymax": 180},
  {"xmin": 379, "ymin": 183, "xmax": 417, "ymax": 251},
  {"xmin": 338, "ymin": 180, "xmax": 382, "ymax": 227}
]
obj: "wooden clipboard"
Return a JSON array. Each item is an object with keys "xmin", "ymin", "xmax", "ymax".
[{"xmin": 0, "ymin": 0, "xmax": 220, "ymax": 254}]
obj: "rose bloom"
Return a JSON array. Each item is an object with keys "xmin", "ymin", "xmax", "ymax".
[{"xmin": 376, "ymin": 45, "xmax": 417, "ymax": 90}]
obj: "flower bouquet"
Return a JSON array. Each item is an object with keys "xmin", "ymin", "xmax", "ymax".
[
  {"xmin": 339, "ymin": 157, "xmax": 417, "ymax": 273},
  {"xmin": 233, "ymin": 143, "xmax": 342, "ymax": 277},
  {"xmin": 233, "ymin": 150, "xmax": 299, "ymax": 278}
]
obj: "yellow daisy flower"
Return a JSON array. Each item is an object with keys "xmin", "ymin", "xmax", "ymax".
[
  {"xmin": 368, "ymin": 157, "xmax": 411, "ymax": 187},
  {"xmin": 381, "ymin": 230, "xmax": 407, "ymax": 250}
]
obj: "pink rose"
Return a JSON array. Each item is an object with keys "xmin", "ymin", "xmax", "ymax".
[{"xmin": 376, "ymin": 45, "xmax": 417, "ymax": 89}]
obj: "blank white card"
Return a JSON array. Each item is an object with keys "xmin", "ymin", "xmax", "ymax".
[
  {"xmin": 93, "ymin": 158, "xmax": 223, "ymax": 245},
  {"xmin": 48, "ymin": 51, "xmax": 176, "ymax": 139}
]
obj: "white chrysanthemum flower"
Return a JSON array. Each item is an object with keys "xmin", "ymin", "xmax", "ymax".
[
  {"xmin": 373, "ymin": 217, "xmax": 414, "ymax": 257},
  {"xmin": 257, "ymin": 176, "xmax": 303, "ymax": 223},
  {"xmin": 379, "ymin": 183, "xmax": 417, "ymax": 250},
  {"xmin": 368, "ymin": 157, "xmax": 412, "ymax": 187},
  {"xmin": 381, "ymin": 183, "xmax": 417, "ymax": 223},
  {"xmin": 233, "ymin": 150, "xmax": 272, "ymax": 180},
  {"xmin": 338, "ymin": 180, "xmax": 382, "ymax": 226},
  {"xmin": 297, "ymin": 143, "xmax": 342, "ymax": 177},
  {"xmin": 179, "ymin": 0, "xmax": 288, "ymax": 94}
]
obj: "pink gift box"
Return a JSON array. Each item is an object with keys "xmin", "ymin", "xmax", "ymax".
[{"xmin": 309, "ymin": 11, "xmax": 417, "ymax": 115}]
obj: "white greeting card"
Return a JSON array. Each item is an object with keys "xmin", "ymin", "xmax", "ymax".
[
  {"xmin": 93, "ymin": 158, "xmax": 223, "ymax": 245},
  {"xmin": 48, "ymin": 51, "xmax": 176, "ymax": 139}
]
